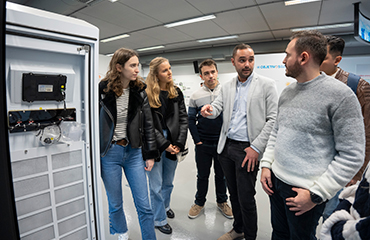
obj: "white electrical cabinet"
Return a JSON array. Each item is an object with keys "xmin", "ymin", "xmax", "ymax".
[{"xmin": 5, "ymin": 3, "xmax": 102, "ymax": 240}]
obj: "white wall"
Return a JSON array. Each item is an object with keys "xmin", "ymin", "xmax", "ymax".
[{"xmin": 99, "ymin": 54, "xmax": 111, "ymax": 81}]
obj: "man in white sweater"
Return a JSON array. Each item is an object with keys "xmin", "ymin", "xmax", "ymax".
[{"xmin": 260, "ymin": 30, "xmax": 365, "ymax": 240}]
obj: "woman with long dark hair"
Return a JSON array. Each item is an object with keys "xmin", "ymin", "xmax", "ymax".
[
  {"xmin": 99, "ymin": 48, "xmax": 158, "ymax": 240},
  {"xmin": 145, "ymin": 57, "xmax": 188, "ymax": 235}
]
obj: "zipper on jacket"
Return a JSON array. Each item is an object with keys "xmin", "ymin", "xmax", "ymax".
[
  {"xmin": 139, "ymin": 109, "xmax": 143, "ymax": 146},
  {"xmin": 100, "ymin": 101, "xmax": 115, "ymax": 123},
  {"xmin": 100, "ymin": 101, "xmax": 115, "ymax": 154}
]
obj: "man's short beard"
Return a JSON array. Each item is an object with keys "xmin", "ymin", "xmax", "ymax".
[{"xmin": 285, "ymin": 61, "xmax": 302, "ymax": 78}]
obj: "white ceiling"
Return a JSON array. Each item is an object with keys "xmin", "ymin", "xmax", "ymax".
[{"xmin": 7, "ymin": 0, "xmax": 370, "ymax": 61}]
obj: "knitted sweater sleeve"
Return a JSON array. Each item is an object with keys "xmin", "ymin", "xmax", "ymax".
[
  {"xmin": 310, "ymin": 94, "xmax": 365, "ymax": 200},
  {"xmin": 260, "ymin": 120, "xmax": 278, "ymax": 169}
]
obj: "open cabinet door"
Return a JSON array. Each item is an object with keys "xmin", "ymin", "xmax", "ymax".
[
  {"xmin": 0, "ymin": 0, "xmax": 20, "ymax": 238},
  {"xmin": 4, "ymin": 2, "xmax": 103, "ymax": 240}
]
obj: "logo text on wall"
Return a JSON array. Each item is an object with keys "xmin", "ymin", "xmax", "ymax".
[{"xmin": 257, "ymin": 65, "xmax": 285, "ymax": 69}]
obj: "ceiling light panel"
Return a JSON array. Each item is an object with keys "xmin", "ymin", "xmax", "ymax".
[
  {"xmin": 137, "ymin": 45, "xmax": 165, "ymax": 52},
  {"xmin": 100, "ymin": 34, "xmax": 130, "ymax": 43},
  {"xmin": 284, "ymin": 0, "xmax": 320, "ymax": 6},
  {"xmin": 164, "ymin": 15, "xmax": 216, "ymax": 28},
  {"xmin": 197, "ymin": 35, "xmax": 238, "ymax": 43},
  {"xmin": 291, "ymin": 23, "xmax": 353, "ymax": 32}
]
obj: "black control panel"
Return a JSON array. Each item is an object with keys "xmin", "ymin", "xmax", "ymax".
[{"xmin": 22, "ymin": 73, "xmax": 66, "ymax": 102}]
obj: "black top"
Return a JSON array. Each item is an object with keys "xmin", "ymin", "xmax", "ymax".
[{"xmin": 159, "ymin": 90, "xmax": 169, "ymax": 129}]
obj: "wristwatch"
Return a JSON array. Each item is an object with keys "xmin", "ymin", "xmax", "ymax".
[{"xmin": 310, "ymin": 191, "xmax": 324, "ymax": 205}]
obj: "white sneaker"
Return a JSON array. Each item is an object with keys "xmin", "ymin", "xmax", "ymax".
[{"xmin": 117, "ymin": 232, "xmax": 129, "ymax": 240}]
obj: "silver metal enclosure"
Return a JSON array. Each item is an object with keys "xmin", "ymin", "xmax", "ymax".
[{"xmin": 5, "ymin": 2, "xmax": 103, "ymax": 239}]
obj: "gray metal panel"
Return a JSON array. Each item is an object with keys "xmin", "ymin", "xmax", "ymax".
[
  {"xmin": 55, "ymin": 182, "xmax": 85, "ymax": 204},
  {"xmin": 11, "ymin": 156, "xmax": 48, "ymax": 178},
  {"xmin": 56, "ymin": 198, "xmax": 86, "ymax": 220},
  {"xmin": 18, "ymin": 210, "xmax": 53, "ymax": 234},
  {"xmin": 53, "ymin": 167, "xmax": 83, "ymax": 187},
  {"xmin": 58, "ymin": 213, "xmax": 87, "ymax": 236},
  {"xmin": 60, "ymin": 228, "xmax": 88, "ymax": 240},
  {"xmin": 21, "ymin": 226, "xmax": 55, "ymax": 240},
  {"xmin": 15, "ymin": 193, "xmax": 51, "ymax": 216},
  {"xmin": 52, "ymin": 150, "xmax": 82, "ymax": 170},
  {"xmin": 13, "ymin": 174, "xmax": 49, "ymax": 198},
  {"xmin": 11, "ymin": 144, "xmax": 91, "ymax": 239}
]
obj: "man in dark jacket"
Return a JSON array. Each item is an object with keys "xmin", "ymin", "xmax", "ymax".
[{"xmin": 187, "ymin": 59, "xmax": 233, "ymax": 219}]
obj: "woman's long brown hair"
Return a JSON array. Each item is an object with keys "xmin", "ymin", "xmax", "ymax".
[{"xmin": 101, "ymin": 48, "xmax": 144, "ymax": 96}]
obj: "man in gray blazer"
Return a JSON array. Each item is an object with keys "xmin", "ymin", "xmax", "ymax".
[{"xmin": 201, "ymin": 43, "xmax": 278, "ymax": 240}]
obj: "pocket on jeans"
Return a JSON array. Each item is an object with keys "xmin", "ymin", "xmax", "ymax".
[{"xmin": 238, "ymin": 142, "xmax": 250, "ymax": 152}]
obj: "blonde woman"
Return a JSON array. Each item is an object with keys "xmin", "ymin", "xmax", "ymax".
[
  {"xmin": 99, "ymin": 48, "xmax": 158, "ymax": 240},
  {"xmin": 146, "ymin": 57, "xmax": 188, "ymax": 234}
]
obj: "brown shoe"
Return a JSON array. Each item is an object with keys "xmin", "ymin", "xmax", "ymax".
[
  {"xmin": 188, "ymin": 204, "xmax": 204, "ymax": 219},
  {"xmin": 217, "ymin": 229, "xmax": 244, "ymax": 240},
  {"xmin": 217, "ymin": 202, "xmax": 233, "ymax": 219}
]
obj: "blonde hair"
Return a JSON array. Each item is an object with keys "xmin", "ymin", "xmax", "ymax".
[
  {"xmin": 145, "ymin": 57, "xmax": 178, "ymax": 108},
  {"xmin": 101, "ymin": 48, "xmax": 144, "ymax": 96}
]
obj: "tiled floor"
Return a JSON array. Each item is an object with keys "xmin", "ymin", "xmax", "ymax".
[{"xmin": 100, "ymin": 137, "xmax": 323, "ymax": 240}]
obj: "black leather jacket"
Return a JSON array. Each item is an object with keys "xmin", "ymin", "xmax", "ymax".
[
  {"xmin": 99, "ymin": 80, "xmax": 159, "ymax": 159},
  {"xmin": 151, "ymin": 87, "xmax": 188, "ymax": 161}
]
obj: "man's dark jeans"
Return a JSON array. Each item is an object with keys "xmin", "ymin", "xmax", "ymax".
[
  {"xmin": 194, "ymin": 140, "xmax": 227, "ymax": 206},
  {"xmin": 219, "ymin": 139, "xmax": 258, "ymax": 240},
  {"xmin": 270, "ymin": 171, "xmax": 326, "ymax": 240}
]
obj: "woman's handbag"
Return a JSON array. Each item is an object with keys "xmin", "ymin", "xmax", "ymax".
[{"xmin": 176, "ymin": 141, "xmax": 189, "ymax": 163}]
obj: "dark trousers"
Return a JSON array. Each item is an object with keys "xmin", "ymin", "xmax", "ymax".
[
  {"xmin": 270, "ymin": 171, "xmax": 326, "ymax": 240},
  {"xmin": 195, "ymin": 140, "xmax": 227, "ymax": 206},
  {"xmin": 219, "ymin": 139, "xmax": 258, "ymax": 240}
]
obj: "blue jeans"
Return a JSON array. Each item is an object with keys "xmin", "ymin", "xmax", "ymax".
[
  {"xmin": 195, "ymin": 140, "xmax": 227, "ymax": 206},
  {"xmin": 322, "ymin": 189, "xmax": 342, "ymax": 222},
  {"xmin": 148, "ymin": 129, "xmax": 178, "ymax": 227},
  {"xmin": 101, "ymin": 143, "xmax": 156, "ymax": 240},
  {"xmin": 219, "ymin": 139, "xmax": 258, "ymax": 240},
  {"xmin": 270, "ymin": 171, "xmax": 326, "ymax": 240}
]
